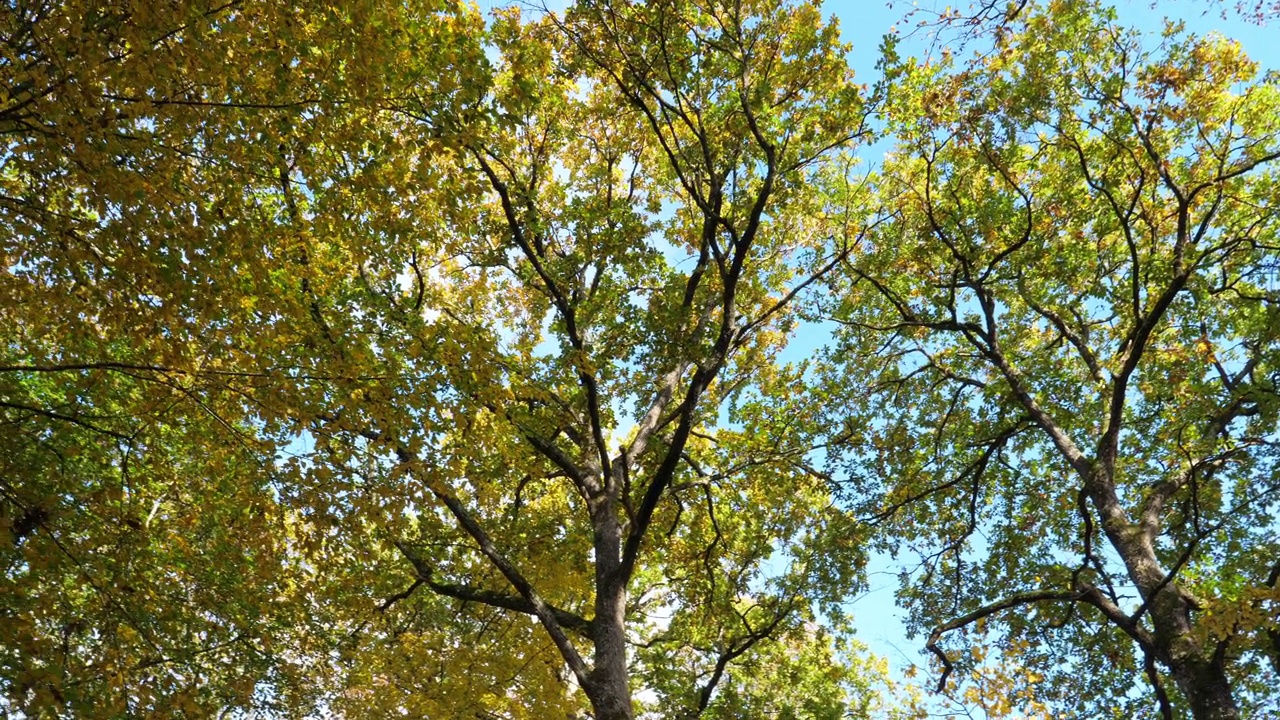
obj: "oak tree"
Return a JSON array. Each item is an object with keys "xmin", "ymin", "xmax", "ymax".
[
  {"xmin": 2, "ymin": 0, "xmax": 883, "ymax": 717},
  {"xmin": 822, "ymin": 2, "xmax": 1280, "ymax": 717},
  {"xmin": 1, "ymin": 0, "xmax": 490, "ymax": 713}
]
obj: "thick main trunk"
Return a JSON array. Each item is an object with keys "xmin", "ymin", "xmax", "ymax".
[
  {"xmin": 586, "ymin": 676, "xmax": 633, "ymax": 720},
  {"xmin": 586, "ymin": 604, "xmax": 633, "ymax": 720},
  {"xmin": 1165, "ymin": 649, "xmax": 1238, "ymax": 720},
  {"xmin": 1149, "ymin": 587, "xmax": 1237, "ymax": 720},
  {"xmin": 586, "ymin": 497, "xmax": 633, "ymax": 720},
  {"xmin": 1096, "ymin": 498, "xmax": 1238, "ymax": 720}
]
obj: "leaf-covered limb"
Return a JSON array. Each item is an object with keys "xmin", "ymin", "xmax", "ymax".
[
  {"xmin": 691, "ymin": 597, "xmax": 797, "ymax": 717},
  {"xmin": 394, "ymin": 541, "xmax": 594, "ymax": 639},
  {"xmin": 926, "ymin": 589, "xmax": 1088, "ymax": 692}
]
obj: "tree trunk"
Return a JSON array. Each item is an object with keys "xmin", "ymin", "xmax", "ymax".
[
  {"xmin": 1129, "ymin": 553, "xmax": 1237, "ymax": 717},
  {"xmin": 585, "ymin": 679, "xmax": 633, "ymax": 720},
  {"xmin": 1095, "ymin": 485, "xmax": 1239, "ymax": 720},
  {"xmin": 1148, "ymin": 592, "xmax": 1237, "ymax": 720},
  {"xmin": 585, "ymin": 602, "xmax": 633, "ymax": 720},
  {"xmin": 586, "ymin": 497, "xmax": 634, "ymax": 720},
  {"xmin": 1165, "ymin": 651, "xmax": 1238, "ymax": 720}
]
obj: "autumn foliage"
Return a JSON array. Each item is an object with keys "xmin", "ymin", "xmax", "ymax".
[{"xmin": 2, "ymin": 1, "xmax": 1278, "ymax": 718}]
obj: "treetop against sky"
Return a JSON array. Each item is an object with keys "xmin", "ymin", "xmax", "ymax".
[{"xmin": 1, "ymin": 1, "xmax": 1278, "ymax": 718}]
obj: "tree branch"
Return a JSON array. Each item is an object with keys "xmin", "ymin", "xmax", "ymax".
[
  {"xmin": 394, "ymin": 541, "xmax": 593, "ymax": 639},
  {"xmin": 927, "ymin": 589, "xmax": 1084, "ymax": 692}
]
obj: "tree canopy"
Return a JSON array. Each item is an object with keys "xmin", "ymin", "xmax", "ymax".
[
  {"xmin": 2, "ymin": 0, "xmax": 1278, "ymax": 719},
  {"xmin": 823, "ymin": 2, "xmax": 1280, "ymax": 718}
]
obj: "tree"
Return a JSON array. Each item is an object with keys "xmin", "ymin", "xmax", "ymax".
[
  {"xmin": 2, "ymin": 0, "xmax": 884, "ymax": 717},
  {"xmin": 1215, "ymin": 0, "xmax": 1280, "ymax": 25},
  {"xmin": 822, "ymin": 1, "xmax": 1280, "ymax": 717},
  {"xmin": 2, "ymin": 0, "xmax": 486, "ymax": 713}
]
